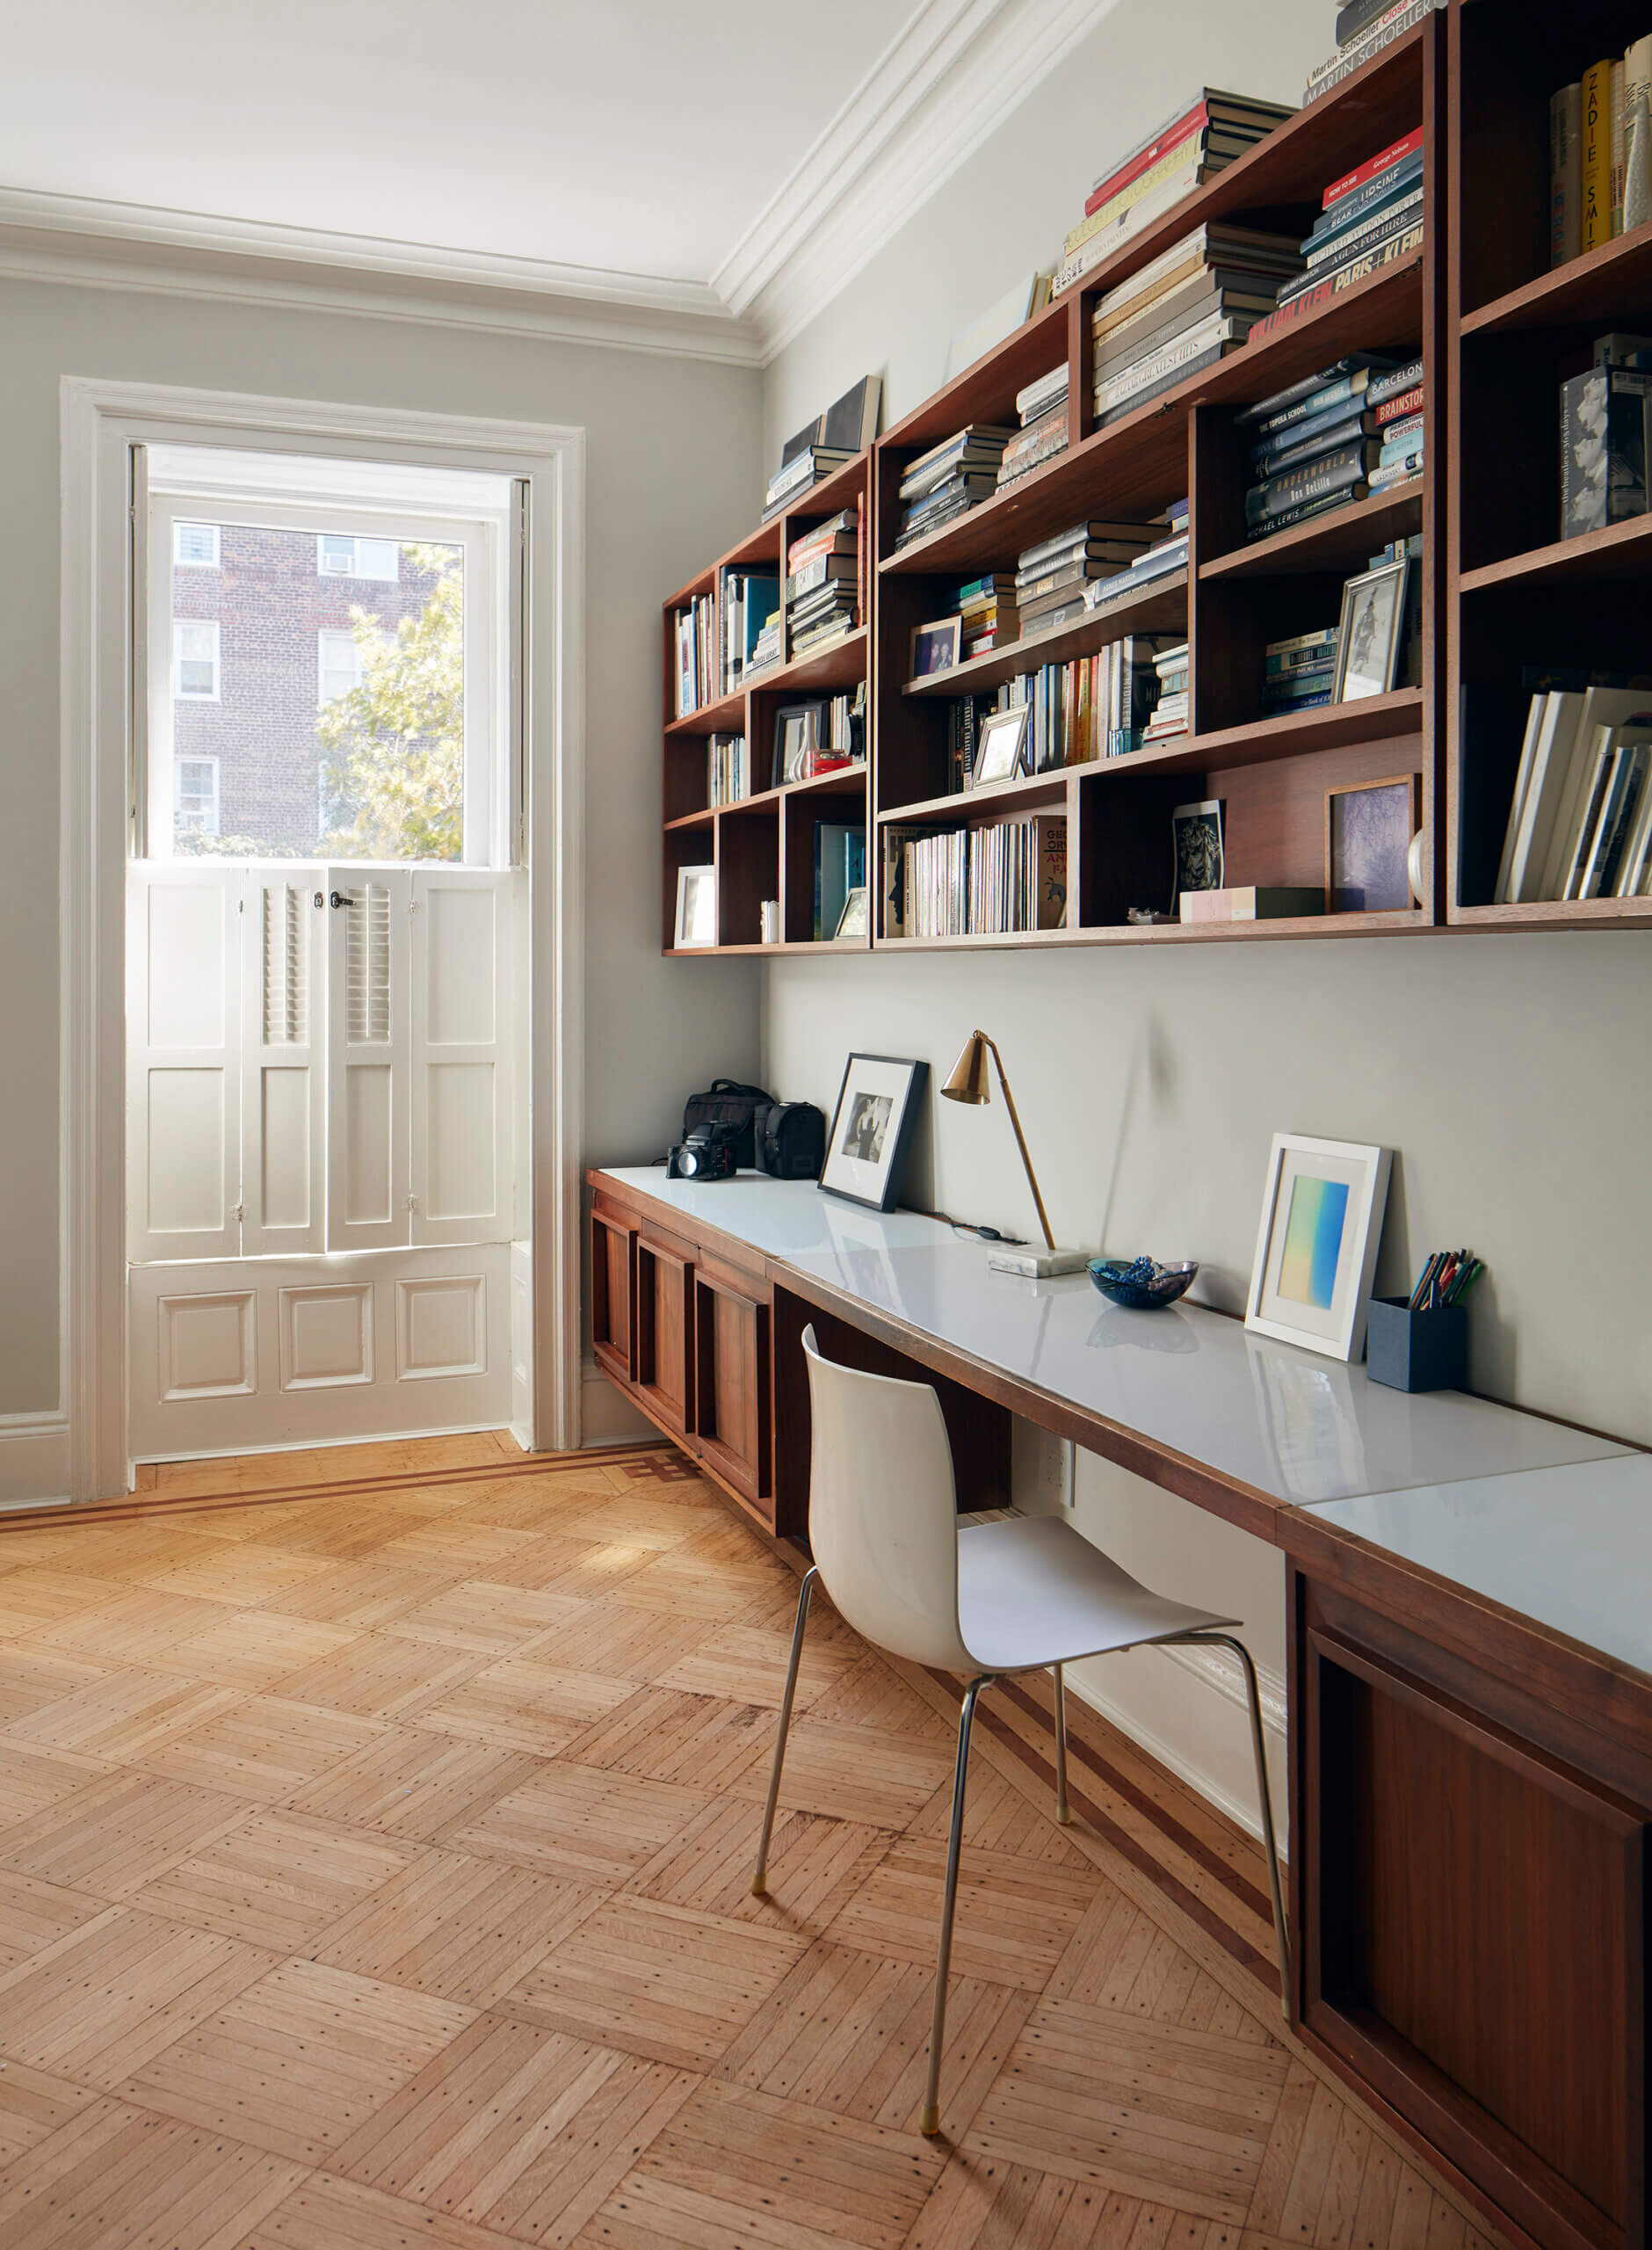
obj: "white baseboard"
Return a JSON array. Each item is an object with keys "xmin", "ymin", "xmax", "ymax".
[
  {"xmin": 0, "ymin": 1413, "xmax": 70, "ymax": 1506},
  {"xmin": 580, "ymin": 1358, "xmax": 653, "ymax": 1448}
]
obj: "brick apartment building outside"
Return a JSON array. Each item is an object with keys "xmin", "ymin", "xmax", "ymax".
[{"xmin": 170, "ymin": 522, "xmax": 447, "ymax": 854}]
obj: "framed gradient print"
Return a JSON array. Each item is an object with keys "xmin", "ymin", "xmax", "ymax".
[{"xmin": 1245, "ymin": 1134, "xmax": 1392, "ymax": 1361}]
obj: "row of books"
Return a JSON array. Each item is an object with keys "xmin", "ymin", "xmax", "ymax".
[
  {"xmin": 1238, "ymin": 354, "xmax": 1419, "ymax": 539},
  {"xmin": 883, "ymin": 815, "xmax": 1067, "ymax": 939},
  {"xmin": 1495, "ymin": 686, "xmax": 1652, "ymax": 904},
  {"xmin": 1085, "ymin": 510, "xmax": 1191, "ymax": 624},
  {"xmin": 1262, "ymin": 629, "xmax": 1338, "ymax": 716},
  {"xmin": 673, "ymin": 592, "xmax": 716, "ymax": 718},
  {"xmin": 1054, "ymin": 87, "xmax": 1295, "ymax": 296},
  {"xmin": 720, "ymin": 569, "xmax": 779, "ymax": 697},
  {"xmin": 1305, "ymin": 0, "xmax": 1443, "ymax": 107},
  {"xmin": 1549, "ymin": 40, "xmax": 1652, "ymax": 267},
  {"xmin": 1087, "ymin": 223, "xmax": 1303, "ymax": 428},
  {"xmin": 762, "ymin": 377, "xmax": 881, "ymax": 522},
  {"xmin": 999, "ymin": 366, "xmax": 1069, "ymax": 493},
  {"xmin": 1143, "ymin": 642, "xmax": 1189, "ymax": 746},
  {"xmin": 1243, "ymin": 128, "xmax": 1426, "ymax": 351},
  {"xmin": 958, "ymin": 574, "xmax": 1017, "ymax": 656},
  {"xmin": 707, "ymin": 732, "xmax": 750, "ymax": 808},
  {"xmin": 1560, "ymin": 332, "xmax": 1652, "ymax": 540},
  {"xmin": 944, "ymin": 637, "xmax": 1177, "ymax": 788},
  {"xmin": 784, "ymin": 504, "xmax": 866, "ymax": 661},
  {"xmin": 895, "ymin": 425, "xmax": 1013, "ymax": 547}
]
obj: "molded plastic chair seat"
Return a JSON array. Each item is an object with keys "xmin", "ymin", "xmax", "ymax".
[{"xmin": 956, "ymin": 1513, "xmax": 1235, "ymax": 1673}]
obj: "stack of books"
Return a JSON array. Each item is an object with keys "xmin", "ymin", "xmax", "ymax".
[
  {"xmin": 1305, "ymin": 0, "xmax": 1445, "ymax": 106},
  {"xmin": 707, "ymin": 733, "xmax": 750, "ymax": 807},
  {"xmin": 1143, "ymin": 643, "xmax": 1191, "ymax": 744},
  {"xmin": 1087, "ymin": 503, "xmax": 1191, "ymax": 613},
  {"xmin": 786, "ymin": 506, "xmax": 863, "ymax": 660},
  {"xmin": 1249, "ymin": 134, "xmax": 1425, "ymax": 345},
  {"xmin": 1089, "ymin": 225, "xmax": 1304, "ymax": 427},
  {"xmin": 1494, "ymin": 686, "xmax": 1652, "ymax": 902},
  {"xmin": 1561, "ymin": 332, "xmax": 1652, "ymax": 538},
  {"xmin": 762, "ymin": 376, "xmax": 880, "ymax": 522},
  {"xmin": 958, "ymin": 575, "xmax": 1018, "ymax": 656},
  {"xmin": 750, "ymin": 608, "xmax": 783, "ymax": 675},
  {"xmin": 1015, "ymin": 520, "xmax": 1158, "ymax": 636},
  {"xmin": 885, "ymin": 817, "xmax": 1067, "ymax": 939},
  {"xmin": 720, "ymin": 569, "xmax": 779, "ymax": 696},
  {"xmin": 1237, "ymin": 356, "xmax": 1408, "ymax": 541},
  {"xmin": 1549, "ymin": 40, "xmax": 1652, "ymax": 267},
  {"xmin": 673, "ymin": 592, "xmax": 715, "ymax": 717},
  {"xmin": 1262, "ymin": 628, "xmax": 1339, "ymax": 715},
  {"xmin": 1369, "ymin": 359, "xmax": 1424, "ymax": 491},
  {"xmin": 997, "ymin": 366, "xmax": 1069, "ymax": 492},
  {"xmin": 1054, "ymin": 89, "xmax": 1297, "ymax": 295},
  {"xmin": 764, "ymin": 444, "xmax": 854, "ymax": 523},
  {"xmin": 895, "ymin": 427, "xmax": 1014, "ymax": 547}
]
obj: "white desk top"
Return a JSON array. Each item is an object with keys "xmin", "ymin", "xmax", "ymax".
[{"xmin": 598, "ymin": 1171, "xmax": 1627, "ymax": 1515}]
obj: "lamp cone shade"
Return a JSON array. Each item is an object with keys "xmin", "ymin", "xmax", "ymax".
[{"xmin": 943, "ymin": 1030, "xmax": 991, "ymax": 1105}]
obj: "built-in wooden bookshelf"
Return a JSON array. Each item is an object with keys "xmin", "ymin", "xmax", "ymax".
[
  {"xmin": 1448, "ymin": 0, "xmax": 1652, "ymax": 931},
  {"xmin": 662, "ymin": 14, "xmax": 1447, "ymax": 954}
]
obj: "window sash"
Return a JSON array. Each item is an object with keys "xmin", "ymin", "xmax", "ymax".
[{"xmin": 173, "ymin": 620, "xmax": 221, "ymax": 701}]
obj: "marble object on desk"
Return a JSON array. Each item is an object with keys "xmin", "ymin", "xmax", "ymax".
[{"xmin": 1306, "ymin": 1453, "xmax": 1652, "ymax": 1680}]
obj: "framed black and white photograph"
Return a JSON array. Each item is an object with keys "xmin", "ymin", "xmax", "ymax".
[
  {"xmin": 834, "ymin": 885, "xmax": 869, "ymax": 940},
  {"xmin": 973, "ymin": 703, "xmax": 1030, "ymax": 785},
  {"xmin": 910, "ymin": 616, "xmax": 962, "ymax": 680},
  {"xmin": 1171, "ymin": 799, "xmax": 1224, "ymax": 906},
  {"xmin": 1245, "ymin": 1131, "xmax": 1392, "ymax": 1361},
  {"xmin": 820, "ymin": 1053, "xmax": 929, "ymax": 1211},
  {"xmin": 772, "ymin": 700, "xmax": 826, "ymax": 788},
  {"xmin": 1333, "ymin": 556, "xmax": 1409, "ymax": 703},
  {"xmin": 1327, "ymin": 773, "xmax": 1421, "ymax": 912},
  {"xmin": 673, "ymin": 863, "xmax": 717, "ymax": 949}
]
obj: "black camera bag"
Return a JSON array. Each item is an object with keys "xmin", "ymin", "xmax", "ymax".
[
  {"xmin": 680, "ymin": 1079, "xmax": 772, "ymax": 1170},
  {"xmin": 752, "ymin": 1099, "xmax": 827, "ymax": 1181}
]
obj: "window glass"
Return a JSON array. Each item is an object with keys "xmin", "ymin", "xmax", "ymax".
[
  {"xmin": 173, "ymin": 620, "xmax": 220, "ymax": 700},
  {"xmin": 318, "ymin": 533, "xmax": 399, "ymax": 581},
  {"xmin": 318, "ymin": 628, "xmax": 365, "ymax": 706},
  {"xmin": 174, "ymin": 522, "xmax": 220, "ymax": 567},
  {"xmin": 174, "ymin": 757, "xmax": 220, "ymax": 834}
]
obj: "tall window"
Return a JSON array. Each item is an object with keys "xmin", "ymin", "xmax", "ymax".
[
  {"xmin": 318, "ymin": 628, "xmax": 366, "ymax": 707},
  {"xmin": 174, "ymin": 757, "xmax": 220, "ymax": 835},
  {"xmin": 173, "ymin": 620, "xmax": 221, "ymax": 700}
]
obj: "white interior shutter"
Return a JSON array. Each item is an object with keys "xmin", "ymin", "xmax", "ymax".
[
  {"xmin": 326, "ymin": 869, "xmax": 410, "ymax": 1251},
  {"xmin": 127, "ymin": 863, "xmax": 243, "ymax": 1261},
  {"xmin": 409, "ymin": 869, "xmax": 513, "ymax": 1246},
  {"xmin": 242, "ymin": 870, "xmax": 326, "ymax": 1255}
]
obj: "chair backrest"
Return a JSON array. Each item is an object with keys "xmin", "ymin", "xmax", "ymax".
[{"xmin": 801, "ymin": 1325, "xmax": 973, "ymax": 1672}]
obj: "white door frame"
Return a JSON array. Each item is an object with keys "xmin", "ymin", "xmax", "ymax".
[{"xmin": 61, "ymin": 376, "xmax": 586, "ymax": 1503}]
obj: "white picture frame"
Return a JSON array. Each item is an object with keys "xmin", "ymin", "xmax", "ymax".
[
  {"xmin": 673, "ymin": 863, "xmax": 717, "ymax": 949},
  {"xmin": 1244, "ymin": 1132, "xmax": 1392, "ymax": 1362},
  {"xmin": 974, "ymin": 703, "xmax": 1030, "ymax": 785},
  {"xmin": 1333, "ymin": 556, "xmax": 1409, "ymax": 703}
]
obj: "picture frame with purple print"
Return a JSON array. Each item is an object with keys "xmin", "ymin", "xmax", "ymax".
[{"xmin": 1326, "ymin": 773, "xmax": 1422, "ymax": 913}]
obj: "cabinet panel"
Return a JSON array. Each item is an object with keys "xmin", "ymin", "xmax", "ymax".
[
  {"xmin": 693, "ymin": 1271, "xmax": 771, "ymax": 1513},
  {"xmin": 591, "ymin": 1212, "xmax": 637, "ymax": 1385},
  {"xmin": 636, "ymin": 1237, "xmax": 693, "ymax": 1435}
]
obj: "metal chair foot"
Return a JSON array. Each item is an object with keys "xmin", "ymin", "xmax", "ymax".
[
  {"xmin": 750, "ymin": 1567, "xmax": 817, "ymax": 1898},
  {"xmin": 1171, "ymin": 1631, "xmax": 1289, "ymax": 2017},
  {"xmin": 919, "ymin": 2101, "xmax": 940, "ymax": 2137},
  {"xmin": 1053, "ymin": 1662, "xmax": 1070, "ymax": 1824}
]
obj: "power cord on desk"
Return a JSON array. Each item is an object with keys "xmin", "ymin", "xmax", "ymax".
[{"xmin": 902, "ymin": 1205, "xmax": 1029, "ymax": 1246}]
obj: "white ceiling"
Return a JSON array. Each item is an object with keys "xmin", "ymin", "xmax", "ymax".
[{"xmin": 0, "ymin": 0, "xmax": 898, "ymax": 287}]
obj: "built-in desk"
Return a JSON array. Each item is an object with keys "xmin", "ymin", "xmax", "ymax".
[{"xmin": 587, "ymin": 1165, "xmax": 1649, "ymax": 2250}]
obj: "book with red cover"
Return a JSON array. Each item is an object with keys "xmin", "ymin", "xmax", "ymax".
[
  {"xmin": 1083, "ymin": 104, "xmax": 1210, "ymax": 217},
  {"xmin": 1373, "ymin": 383, "xmax": 1424, "ymax": 425},
  {"xmin": 1322, "ymin": 127, "xmax": 1423, "ymax": 209}
]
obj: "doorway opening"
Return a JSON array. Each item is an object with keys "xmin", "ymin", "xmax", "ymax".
[{"xmin": 126, "ymin": 443, "xmax": 530, "ymax": 1463}]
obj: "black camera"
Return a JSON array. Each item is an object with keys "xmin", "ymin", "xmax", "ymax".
[{"xmin": 666, "ymin": 1122, "xmax": 739, "ymax": 1181}]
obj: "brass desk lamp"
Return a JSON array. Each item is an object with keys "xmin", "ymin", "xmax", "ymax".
[{"xmin": 941, "ymin": 1030, "xmax": 1088, "ymax": 1276}]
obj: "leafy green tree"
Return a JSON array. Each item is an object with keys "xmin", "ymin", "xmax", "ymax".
[{"xmin": 319, "ymin": 543, "xmax": 464, "ymax": 861}]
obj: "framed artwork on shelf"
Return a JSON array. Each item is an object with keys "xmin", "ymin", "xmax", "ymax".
[
  {"xmin": 974, "ymin": 704, "xmax": 1031, "ymax": 785},
  {"xmin": 1171, "ymin": 800, "xmax": 1224, "ymax": 908},
  {"xmin": 820, "ymin": 1053, "xmax": 929, "ymax": 1211},
  {"xmin": 834, "ymin": 886, "xmax": 869, "ymax": 940},
  {"xmin": 1333, "ymin": 557, "xmax": 1409, "ymax": 702},
  {"xmin": 911, "ymin": 617, "xmax": 962, "ymax": 680},
  {"xmin": 1245, "ymin": 1132, "xmax": 1393, "ymax": 1362},
  {"xmin": 772, "ymin": 700, "xmax": 828, "ymax": 788},
  {"xmin": 673, "ymin": 864, "xmax": 718, "ymax": 949},
  {"xmin": 1327, "ymin": 773, "xmax": 1422, "ymax": 912}
]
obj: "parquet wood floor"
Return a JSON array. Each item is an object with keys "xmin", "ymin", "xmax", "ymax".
[{"xmin": 0, "ymin": 1436, "xmax": 1510, "ymax": 2250}]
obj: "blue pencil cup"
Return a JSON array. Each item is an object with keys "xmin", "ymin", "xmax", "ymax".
[{"xmin": 1365, "ymin": 1296, "xmax": 1468, "ymax": 1393}]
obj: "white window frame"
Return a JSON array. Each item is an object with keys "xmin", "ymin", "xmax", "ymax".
[
  {"xmin": 172, "ymin": 618, "xmax": 221, "ymax": 701},
  {"xmin": 317, "ymin": 628, "xmax": 366, "ymax": 708},
  {"xmin": 145, "ymin": 490, "xmax": 506, "ymax": 867},
  {"xmin": 173, "ymin": 754, "xmax": 221, "ymax": 835},
  {"xmin": 317, "ymin": 532, "xmax": 399, "ymax": 581},
  {"xmin": 173, "ymin": 521, "xmax": 221, "ymax": 568}
]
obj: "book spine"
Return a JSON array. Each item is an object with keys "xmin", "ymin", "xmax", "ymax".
[
  {"xmin": 1322, "ymin": 126, "xmax": 1424, "ymax": 209},
  {"xmin": 1054, "ymin": 167, "xmax": 1220, "ymax": 293},
  {"xmin": 1627, "ymin": 40, "xmax": 1652, "ymax": 236},
  {"xmin": 1308, "ymin": 0, "xmax": 1415, "ymax": 83},
  {"xmin": 1082, "ymin": 107, "xmax": 1209, "ymax": 220},
  {"xmin": 1260, "ymin": 221, "xmax": 1424, "ymax": 333},
  {"xmin": 856, "ymin": 491, "xmax": 866, "ymax": 630},
  {"xmin": 1613, "ymin": 57, "xmax": 1628, "ymax": 236},
  {"xmin": 1305, "ymin": 0, "xmax": 1440, "ymax": 104},
  {"xmin": 1252, "ymin": 412, "xmax": 1373, "ymax": 477},
  {"xmin": 1374, "ymin": 384, "xmax": 1424, "ymax": 425},
  {"xmin": 1366, "ymin": 355, "xmax": 1425, "ymax": 404},
  {"xmin": 1551, "ymin": 83, "xmax": 1583, "ymax": 265},
  {"xmin": 1092, "ymin": 316, "xmax": 1238, "ymax": 411},
  {"xmin": 1335, "ymin": 0, "xmax": 1404, "ymax": 49},
  {"xmin": 1583, "ymin": 62, "xmax": 1611, "ymax": 249},
  {"xmin": 1064, "ymin": 136, "xmax": 1208, "ymax": 257},
  {"xmin": 1310, "ymin": 153, "xmax": 1424, "ymax": 241},
  {"xmin": 1247, "ymin": 444, "xmax": 1376, "ymax": 522},
  {"xmin": 1305, "ymin": 187, "xmax": 1425, "ymax": 272}
]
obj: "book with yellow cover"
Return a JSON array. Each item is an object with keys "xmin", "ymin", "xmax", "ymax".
[{"xmin": 1582, "ymin": 60, "xmax": 1612, "ymax": 248}]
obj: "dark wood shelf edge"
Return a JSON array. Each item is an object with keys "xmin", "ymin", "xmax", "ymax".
[
  {"xmin": 1459, "ymin": 512, "xmax": 1652, "ymax": 593},
  {"xmin": 1199, "ymin": 483, "xmax": 1425, "ymax": 580},
  {"xmin": 1460, "ymin": 218, "xmax": 1652, "ymax": 338},
  {"xmin": 874, "ymin": 909, "xmax": 1431, "ymax": 952}
]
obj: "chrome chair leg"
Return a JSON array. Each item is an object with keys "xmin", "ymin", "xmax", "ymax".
[
  {"xmin": 1052, "ymin": 1663, "xmax": 1070, "ymax": 1824},
  {"xmin": 1172, "ymin": 1630, "xmax": 1289, "ymax": 2014},
  {"xmin": 750, "ymin": 1566, "xmax": 817, "ymax": 1897},
  {"xmin": 921, "ymin": 1672, "xmax": 993, "ymax": 2137}
]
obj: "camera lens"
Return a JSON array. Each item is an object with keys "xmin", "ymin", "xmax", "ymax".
[{"xmin": 679, "ymin": 1150, "xmax": 699, "ymax": 1177}]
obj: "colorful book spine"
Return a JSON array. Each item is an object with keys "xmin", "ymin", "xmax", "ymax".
[
  {"xmin": 1583, "ymin": 62, "xmax": 1612, "ymax": 249},
  {"xmin": 1245, "ymin": 224, "xmax": 1423, "ymax": 345},
  {"xmin": 1322, "ymin": 127, "xmax": 1424, "ymax": 209}
]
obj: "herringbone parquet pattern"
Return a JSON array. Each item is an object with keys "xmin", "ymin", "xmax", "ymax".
[{"xmin": 0, "ymin": 1435, "xmax": 1508, "ymax": 2250}]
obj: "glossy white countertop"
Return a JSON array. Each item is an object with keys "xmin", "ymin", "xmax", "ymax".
[
  {"xmin": 596, "ymin": 1171, "xmax": 1626, "ymax": 1513},
  {"xmin": 1307, "ymin": 1455, "xmax": 1652, "ymax": 1675}
]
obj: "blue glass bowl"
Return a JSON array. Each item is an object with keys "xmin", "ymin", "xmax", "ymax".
[{"xmin": 1088, "ymin": 1257, "xmax": 1199, "ymax": 1310}]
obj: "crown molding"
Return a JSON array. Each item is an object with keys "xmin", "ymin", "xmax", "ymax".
[
  {"xmin": 0, "ymin": 188, "xmax": 764, "ymax": 367},
  {"xmin": 717, "ymin": 0, "xmax": 1117, "ymax": 359}
]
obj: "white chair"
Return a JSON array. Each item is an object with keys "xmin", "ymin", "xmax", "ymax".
[{"xmin": 750, "ymin": 1325, "xmax": 1288, "ymax": 2137}]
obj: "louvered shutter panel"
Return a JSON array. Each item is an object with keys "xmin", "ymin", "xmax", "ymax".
[
  {"xmin": 126, "ymin": 863, "xmax": 243, "ymax": 1261},
  {"xmin": 409, "ymin": 869, "xmax": 515, "ymax": 1246},
  {"xmin": 242, "ymin": 870, "xmax": 326, "ymax": 1255},
  {"xmin": 325, "ymin": 869, "xmax": 411, "ymax": 1250}
]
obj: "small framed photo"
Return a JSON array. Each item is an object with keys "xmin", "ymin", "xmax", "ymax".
[
  {"xmin": 974, "ymin": 703, "xmax": 1030, "ymax": 785},
  {"xmin": 1333, "ymin": 557, "xmax": 1409, "ymax": 702},
  {"xmin": 772, "ymin": 700, "xmax": 826, "ymax": 788},
  {"xmin": 834, "ymin": 885, "xmax": 869, "ymax": 940},
  {"xmin": 820, "ymin": 1053, "xmax": 929, "ymax": 1211},
  {"xmin": 1171, "ymin": 799, "xmax": 1224, "ymax": 906},
  {"xmin": 673, "ymin": 863, "xmax": 717, "ymax": 949},
  {"xmin": 1327, "ymin": 773, "xmax": 1422, "ymax": 912},
  {"xmin": 910, "ymin": 616, "xmax": 962, "ymax": 680},
  {"xmin": 1245, "ymin": 1132, "xmax": 1393, "ymax": 1361}
]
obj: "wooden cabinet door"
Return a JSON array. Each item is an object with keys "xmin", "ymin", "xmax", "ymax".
[
  {"xmin": 636, "ymin": 1236, "xmax": 693, "ymax": 1435},
  {"xmin": 693, "ymin": 1270, "xmax": 771, "ymax": 1514},
  {"xmin": 591, "ymin": 1211, "xmax": 637, "ymax": 1385}
]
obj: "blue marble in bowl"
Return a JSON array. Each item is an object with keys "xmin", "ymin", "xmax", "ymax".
[{"xmin": 1088, "ymin": 1256, "xmax": 1199, "ymax": 1310}]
